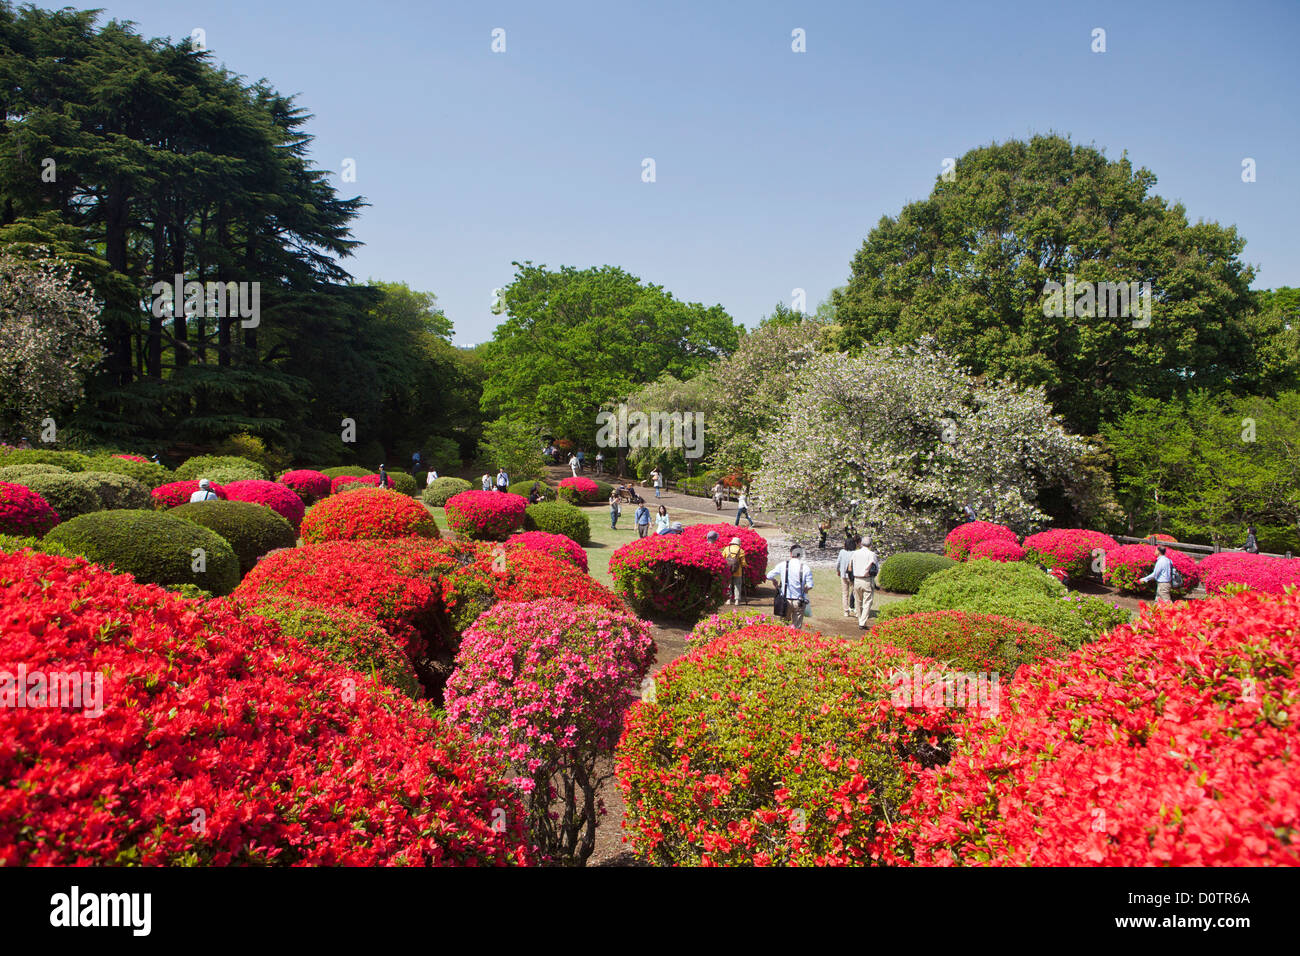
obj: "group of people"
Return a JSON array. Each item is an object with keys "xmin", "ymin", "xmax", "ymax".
[{"xmin": 481, "ymin": 469, "xmax": 510, "ymax": 492}]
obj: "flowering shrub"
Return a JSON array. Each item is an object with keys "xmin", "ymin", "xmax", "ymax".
[
  {"xmin": 301, "ymin": 488, "xmax": 438, "ymax": 543},
  {"xmin": 616, "ymin": 624, "xmax": 961, "ymax": 865},
  {"xmin": 1104, "ymin": 544, "xmax": 1200, "ymax": 596},
  {"xmin": 1021, "ymin": 528, "xmax": 1118, "ymax": 577},
  {"xmin": 113, "ymin": 453, "xmax": 149, "ymax": 463},
  {"xmin": 171, "ymin": 500, "xmax": 297, "ymax": 575},
  {"xmin": 876, "ymin": 552, "xmax": 956, "ymax": 593},
  {"xmin": 944, "ymin": 521, "xmax": 1018, "ymax": 560},
  {"xmin": 446, "ymin": 599, "xmax": 655, "ymax": 865},
  {"xmin": 505, "ymin": 530, "xmax": 588, "ymax": 572},
  {"xmin": 894, "ymin": 590, "xmax": 1300, "ymax": 865},
  {"xmin": 444, "ymin": 490, "xmax": 527, "ymax": 541},
  {"xmin": 330, "ymin": 473, "xmax": 378, "ymax": 494},
  {"xmin": 557, "ymin": 475, "xmax": 600, "ymax": 505},
  {"xmin": 523, "ymin": 500, "xmax": 591, "ymax": 546},
  {"xmin": 151, "ymin": 479, "xmax": 228, "ymax": 509},
  {"xmin": 686, "ymin": 608, "xmax": 784, "ymax": 645},
  {"xmin": 0, "ymin": 481, "xmax": 59, "ymax": 537},
  {"xmin": 84, "ymin": 455, "xmax": 168, "ymax": 488},
  {"xmin": 1198, "ymin": 551, "xmax": 1300, "ymax": 596},
  {"xmin": 1148, "ymin": 532, "xmax": 1178, "ymax": 543},
  {"xmin": 480, "ymin": 545, "xmax": 625, "ymax": 613},
  {"xmin": 277, "ymin": 469, "xmax": 331, "ymax": 504},
  {"xmin": 868, "ymin": 611, "xmax": 1065, "ymax": 676},
  {"xmin": 222, "ymin": 479, "xmax": 306, "ymax": 530},
  {"xmin": 0, "ymin": 550, "xmax": 531, "ymax": 865},
  {"xmin": 967, "ymin": 539, "xmax": 1026, "ymax": 563},
  {"xmin": 680, "ymin": 523, "xmax": 768, "ymax": 588},
  {"xmin": 610, "ymin": 535, "xmax": 728, "ymax": 620}
]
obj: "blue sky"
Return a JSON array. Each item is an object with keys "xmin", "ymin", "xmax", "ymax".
[{"xmin": 96, "ymin": 0, "xmax": 1299, "ymax": 344}]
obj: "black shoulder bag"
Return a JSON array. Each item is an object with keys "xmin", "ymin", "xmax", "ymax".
[{"xmin": 773, "ymin": 560, "xmax": 789, "ymax": 616}]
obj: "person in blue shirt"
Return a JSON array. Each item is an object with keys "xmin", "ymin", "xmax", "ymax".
[
  {"xmin": 495, "ymin": 468, "xmax": 509, "ymax": 492},
  {"xmin": 1139, "ymin": 544, "xmax": 1174, "ymax": 603},
  {"xmin": 767, "ymin": 545, "xmax": 815, "ymax": 629},
  {"xmin": 634, "ymin": 503, "xmax": 651, "ymax": 537}
]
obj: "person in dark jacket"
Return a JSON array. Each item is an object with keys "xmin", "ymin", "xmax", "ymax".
[{"xmin": 1245, "ymin": 526, "xmax": 1259, "ymax": 554}]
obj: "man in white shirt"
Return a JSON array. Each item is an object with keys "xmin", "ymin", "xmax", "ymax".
[
  {"xmin": 1139, "ymin": 544, "xmax": 1175, "ymax": 603},
  {"xmin": 836, "ymin": 534, "xmax": 858, "ymax": 618},
  {"xmin": 851, "ymin": 535, "xmax": 879, "ymax": 629},
  {"xmin": 188, "ymin": 478, "xmax": 218, "ymax": 503},
  {"xmin": 766, "ymin": 545, "xmax": 814, "ymax": 630}
]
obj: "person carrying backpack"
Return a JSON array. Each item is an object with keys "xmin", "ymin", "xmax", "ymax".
[
  {"xmin": 723, "ymin": 536, "xmax": 747, "ymax": 605},
  {"xmin": 766, "ymin": 545, "xmax": 814, "ymax": 629},
  {"xmin": 1139, "ymin": 544, "xmax": 1176, "ymax": 603},
  {"xmin": 189, "ymin": 478, "xmax": 219, "ymax": 503},
  {"xmin": 609, "ymin": 491, "xmax": 622, "ymax": 530},
  {"xmin": 850, "ymin": 535, "xmax": 879, "ymax": 629},
  {"xmin": 837, "ymin": 534, "xmax": 858, "ymax": 618}
]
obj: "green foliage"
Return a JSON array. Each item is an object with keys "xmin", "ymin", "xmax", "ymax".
[
  {"xmin": 0, "ymin": 533, "xmax": 80, "ymax": 558},
  {"xmin": 0, "ymin": 449, "xmax": 91, "ymax": 472},
  {"xmin": 876, "ymin": 552, "xmax": 957, "ymax": 594},
  {"xmin": 43, "ymin": 509, "xmax": 241, "ymax": 595},
  {"xmin": 170, "ymin": 500, "xmax": 297, "ymax": 575},
  {"xmin": 422, "ymin": 477, "xmax": 472, "ymax": 507},
  {"xmin": 174, "ymin": 455, "xmax": 269, "ymax": 483},
  {"xmin": 212, "ymin": 433, "xmax": 291, "ymax": 478},
  {"xmin": 524, "ymin": 501, "xmax": 592, "ymax": 546},
  {"xmin": 13, "ymin": 473, "xmax": 101, "ymax": 521},
  {"xmin": 476, "ymin": 418, "xmax": 545, "ymax": 481},
  {"xmin": 509, "ymin": 480, "xmax": 555, "ymax": 500},
  {"xmin": 164, "ymin": 583, "xmax": 214, "ymax": 600},
  {"xmin": 82, "ymin": 455, "xmax": 169, "ymax": 487},
  {"xmin": 320, "ymin": 466, "xmax": 374, "ymax": 479},
  {"xmin": 0, "ymin": 464, "xmax": 68, "ymax": 481},
  {"xmin": 76, "ymin": 472, "xmax": 153, "ymax": 511},
  {"xmin": 382, "ymin": 471, "xmax": 419, "ymax": 497}
]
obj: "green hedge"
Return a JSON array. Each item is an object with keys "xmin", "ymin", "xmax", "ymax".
[
  {"xmin": 43, "ymin": 509, "xmax": 241, "ymax": 596},
  {"xmin": 76, "ymin": 472, "xmax": 154, "ymax": 511},
  {"xmin": 14, "ymin": 473, "xmax": 102, "ymax": 521},
  {"xmin": 0, "ymin": 533, "xmax": 81, "ymax": 558},
  {"xmin": 876, "ymin": 552, "xmax": 956, "ymax": 594},
  {"xmin": 320, "ymin": 465, "xmax": 375, "ymax": 479},
  {"xmin": 173, "ymin": 455, "xmax": 269, "ymax": 483},
  {"xmin": 384, "ymin": 471, "xmax": 418, "ymax": 496},
  {"xmin": 171, "ymin": 500, "xmax": 297, "ymax": 575},
  {"xmin": 0, "ymin": 464, "xmax": 69, "ymax": 482},
  {"xmin": 523, "ymin": 501, "xmax": 591, "ymax": 546},
  {"xmin": 422, "ymin": 476, "xmax": 472, "ymax": 507},
  {"xmin": 509, "ymin": 479, "xmax": 556, "ymax": 501},
  {"xmin": 84, "ymin": 455, "xmax": 169, "ymax": 488},
  {"xmin": 0, "ymin": 449, "xmax": 92, "ymax": 472}
]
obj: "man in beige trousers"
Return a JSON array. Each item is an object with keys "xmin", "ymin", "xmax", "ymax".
[{"xmin": 851, "ymin": 536, "xmax": 879, "ymax": 629}]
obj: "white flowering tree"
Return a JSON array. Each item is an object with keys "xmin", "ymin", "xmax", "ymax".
[
  {"xmin": 0, "ymin": 250, "xmax": 104, "ymax": 439},
  {"xmin": 751, "ymin": 340, "xmax": 1093, "ymax": 553}
]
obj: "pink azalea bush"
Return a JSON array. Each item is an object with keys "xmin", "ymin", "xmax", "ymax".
[
  {"xmin": 609, "ymin": 535, "xmax": 729, "ymax": 620},
  {"xmin": 1022, "ymin": 528, "xmax": 1118, "ymax": 578},
  {"xmin": 1104, "ymin": 544, "xmax": 1201, "ymax": 596},
  {"xmin": 1198, "ymin": 552, "xmax": 1300, "ymax": 596},
  {"xmin": 505, "ymin": 530, "xmax": 588, "ymax": 572},
  {"xmin": 113, "ymin": 453, "xmax": 149, "ymax": 463},
  {"xmin": 944, "ymin": 521, "xmax": 1018, "ymax": 561},
  {"xmin": 557, "ymin": 475, "xmax": 600, "ymax": 504},
  {"xmin": 278, "ymin": 469, "xmax": 332, "ymax": 505},
  {"xmin": 680, "ymin": 523, "xmax": 769, "ymax": 588},
  {"xmin": 0, "ymin": 481, "xmax": 60, "ymax": 537},
  {"xmin": 151, "ymin": 480, "xmax": 228, "ymax": 509},
  {"xmin": 444, "ymin": 490, "xmax": 527, "ymax": 541},
  {"xmin": 445, "ymin": 599, "xmax": 656, "ymax": 865},
  {"xmin": 222, "ymin": 479, "xmax": 306, "ymax": 530},
  {"xmin": 967, "ymin": 538, "xmax": 1026, "ymax": 563}
]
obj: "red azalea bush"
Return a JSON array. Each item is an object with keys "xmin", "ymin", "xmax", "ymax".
[
  {"xmin": 967, "ymin": 539, "xmax": 1026, "ymax": 563},
  {"xmin": 278, "ymin": 469, "xmax": 332, "ymax": 504},
  {"xmin": 301, "ymin": 488, "xmax": 438, "ymax": 543},
  {"xmin": 894, "ymin": 589, "xmax": 1300, "ymax": 865},
  {"xmin": 557, "ymin": 475, "xmax": 600, "ymax": 505},
  {"xmin": 0, "ymin": 481, "xmax": 60, "ymax": 537},
  {"xmin": 609, "ymin": 535, "xmax": 728, "ymax": 620},
  {"xmin": 1021, "ymin": 529, "xmax": 1118, "ymax": 577},
  {"xmin": 479, "ymin": 545, "xmax": 625, "ymax": 613},
  {"xmin": 868, "ymin": 610, "xmax": 1066, "ymax": 676},
  {"xmin": 1149, "ymin": 532, "xmax": 1178, "ymax": 543},
  {"xmin": 222, "ymin": 479, "xmax": 306, "ymax": 530},
  {"xmin": 444, "ymin": 490, "xmax": 527, "ymax": 541},
  {"xmin": 680, "ymin": 523, "xmax": 768, "ymax": 588},
  {"xmin": 446, "ymin": 599, "xmax": 655, "ymax": 865},
  {"xmin": 151, "ymin": 479, "xmax": 227, "ymax": 509},
  {"xmin": 1198, "ymin": 551, "xmax": 1300, "ymax": 596},
  {"xmin": 944, "ymin": 521, "xmax": 1018, "ymax": 561},
  {"xmin": 1104, "ymin": 544, "xmax": 1200, "ymax": 595},
  {"xmin": 113, "ymin": 453, "xmax": 149, "ymax": 463},
  {"xmin": 505, "ymin": 530, "xmax": 588, "ymax": 572},
  {"xmin": 330, "ymin": 473, "xmax": 395, "ymax": 494},
  {"xmin": 0, "ymin": 550, "xmax": 531, "ymax": 866},
  {"xmin": 616, "ymin": 624, "xmax": 960, "ymax": 866}
]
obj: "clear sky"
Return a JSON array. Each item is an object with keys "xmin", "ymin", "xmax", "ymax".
[{"xmin": 92, "ymin": 0, "xmax": 1299, "ymax": 345}]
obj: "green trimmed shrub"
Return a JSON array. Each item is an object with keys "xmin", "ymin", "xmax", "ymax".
[
  {"xmin": 43, "ymin": 509, "xmax": 241, "ymax": 596},
  {"xmin": 876, "ymin": 552, "xmax": 957, "ymax": 594},
  {"xmin": 165, "ymin": 583, "xmax": 215, "ymax": 600},
  {"xmin": 15, "ymin": 473, "xmax": 101, "ymax": 521},
  {"xmin": 867, "ymin": 610, "xmax": 1067, "ymax": 676},
  {"xmin": 523, "ymin": 501, "xmax": 591, "ymax": 547},
  {"xmin": 508, "ymin": 480, "xmax": 556, "ymax": 501},
  {"xmin": 173, "ymin": 455, "xmax": 269, "ymax": 483},
  {"xmin": 84, "ymin": 455, "xmax": 169, "ymax": 488},
  {"xmin": 422, "ymin": 476, "xmax": 472, "ymax": 507},
  {"xmin": 0, "ymin": 449, "xmax": 91, "ymax": 472},
  {"xmin": 76, "ymin": 472, "xmax": 154, "ymax": 511},
  {"xmin": 171, "ymin": 500, "xmax": 297, "ymax": 575},
  {"xmin": 0, "ymin": 464, "xmax": 69, "ymax": 482},
  {"xmin": 591, "ymin": 479, "xmax": 616, "ymax": 500},
  {"xmin": 384, "ymin": 470, "xmax": 418, "ymax": 497},
  {"xmin": 0, "ymin": 533, "xmax": 80, "ymax": 558},
  {"xmin": 320, "ymin": 465, "xmax": 375, "ymax": 479}
]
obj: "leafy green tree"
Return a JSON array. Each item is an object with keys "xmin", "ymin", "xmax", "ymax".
[
  {"xmin": 832, "ymin": 135, "xmax": 1270, "ymax": 434},
  {"xmin": 476, "ymin": 417, "xmax": 545, "ymax": 481}
]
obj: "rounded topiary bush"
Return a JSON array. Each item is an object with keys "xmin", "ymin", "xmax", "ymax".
[
  {"xmin": 301, "ymin": 488, "xmax": 439, "ymax": 543},
  {"xmin": 173, "ymin": 454, "xmax": 268, "ymax": 484},
  {"xmin": 0, "ymin": 481, "xmax": 61, "ymax": 537},
  {"xmin": 609, "ymin": 535, "xmax": 728, "ymax": 620},
  {"xmin": 43, "ymin": 509, "xmax": 241, "ymax": 596},
  {"xmin": 0, "ymin": 549, "xmax": 531, "ymax": 866},
  {"xmin": 943, "ymin": 521, "xmax": 1018, "ymax": 560},
  {"xmin": 171, "ymin": 500, "xmax": 297, "ymax": 575},
  {"xmin": 616, "ymin": 624, "xmax": 962, "ymax": 865},
  {"xmin": 557, "ymin": 475, "xmax": 600, "ymax": 504},
  {"xmin": 508, "ymin": 480, "xmax": 555, "ymax": 501},
  {"xmin": 876, "ymin": 552, "xmax": 956, "ymax": 593},
  {"xmin": 505, "ymin": 530, "xmax": 588, "ymax": 572},
  {"xmin": 382, "ymin": 470, "xmax": 419, "ymax": 497},
  {"xmin": 1198, "ymin": 552, "xmax": 1300, "ymax": 596},
  {"xmin": 221, "ymin": 479, "xmax": 306, "ymax": 530},
  {"xmin": 523, "ymin": 500, "xmax": 591, "ymax": 546},
  {"xmin": 76, "ymin": 471, "xmax": 154, "ymax": 511},
  {"xmin": 0, "ymin": 449, "xmax": 91, "ymax": 472},
  {"xmin": 320, "ymin": 465, "xmax": 374, "ymax": 479},
  {"xmin": 680, "ymin": 523, "xmax": 768, "ymax": 588},
  {"xmin": 967, "ymin": 539, "xmax": 1026, "ymax": 563},
  {"xmin": 151, "ymin": 479, "xmax": 228, "ymax": 509},
  {"xmin": 868, "ymin": 610, "xmax": 1066, "ymax": 677},
  {"xmin": 1021, "ymin": 528, "xmax": 1118, "ymax": 578},
  {"xmin": 85, "ymin": 455, "xmax": 169, "ymax": 488},
  {"xmin": 0, "ymin": 464, "xmax": 68, "ymax": 482},
  {"xmin": 422, "ymin": 476, "xmax": 472, "ymax": 507},
  {"xmin": 14, "ymin": 473, "xmax": 101, "ymax": 522},
  {"xmin": 444, "ymin": 490, "xmax": 527, "ymax": 541},
  {"xmin": 277, "ymin": 469, "xmax": 331, "ymax": 505}
]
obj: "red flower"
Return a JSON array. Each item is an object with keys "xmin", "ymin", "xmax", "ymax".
[
  {"xmin": 0, "ymin": 481, "xmax": 60, "ymax": 538},
  {"xmin": 278, "ymin": 469, "xmax": 332, "ymax": 504},
  {"xmin": 679, "ymin": 523, "xmax": 769, "ymax": 588},
  {"xmin": 944, "ymin": 522, "xmax": 1018, "ymax": 560},
  {"xmin": 222, "ymin": 480, "xmax": 306, "ymax": 530},
  {"xmin": 301, "ymin": 488, "xmax": 438, "ymax": 543},
  {"xmin": 1021, "ymin": 529, "xmax": 1117, "ymax": 577},
  {"xmin": 1103, "ymin": 543, "xmax": 1200, "ymax": 595},
  {"xmin": 967, "ymin": 539, "xmax": 1026, "ymax": 563},
  {"xmin": 444, "ymin": 491, "xmax": 527, "ymax": 541},
  {"xmin": 505, "ymin": 531, "xmax": 588, "ymax": 572},
  {"xmin": 151, "ymin": 480, "xmax": 228, "ymax": 509},
  {"xmin": 609, "ymin": 535, "xmax": 728, "ymax": 619}
]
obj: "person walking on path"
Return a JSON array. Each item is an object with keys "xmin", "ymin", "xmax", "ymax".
[
  {"xmin": 595, "ymin": 451, "xmax": 604, "ymax": 475},
  {"xmin": 1245, "ymin": 526, "xmax": 1260, "ymax": 554},
  {"xmin": 426, "ymin": 468, "xmax": 438, "ymax": 486},
  {"xmin": 378, "ymin": 464, "xmax": 391, "ymax": 489},
  {"xmin": 609, "ymin": 491, "xmax": 622, "ymax": 530},
  {"xmin": 650, "ymin": 468, "xmax": 664, "ymax": 499},
  {"xmin": 837, "ymin": 534, "xmax": 858, "ymax": 618},
  {"xmin": 189, "ymin": 478, "xmax": 219, "ymax": 503},
  {"xmin": 495, "ymin": 468, "xmax": 509, "ymax": 492},
  {"xmin": 576, "ymin": 449, "xmax": 585, "ymax": 473},
  {"xmin": 653, "ymin": 505, "xmax": 670, "ymax": 535},
  {"xmin": 568, "ymin": 454, "xmax": 579, "ymax": 477},
  {"xmin": 767, "ymin": 546, "xmax": 814, "ymax": 630},
  {"xmin": 850, "ymin": 535, "xmax": 879, "ymax": 629},
  {"xmin": 481, "ymin": 474, "xmax": 492, "ymax": 491},
  {"xmin": 634, "ymin": 502, "xmax": 651, "ymax": 537},
  {"xmin": 1140, "ymin": 544, "xmax": 1175, "ymax": 603},
  {"xmin": 735, "ymin": 491, "xmax": 754, "ymax": 527},
  {"xmin": 711, "ymin": 481, "xmax": 724, "ymax": 510},
  {"xmin": 723, "ymin": 536, "xmax": 747, "ymax": 605}
]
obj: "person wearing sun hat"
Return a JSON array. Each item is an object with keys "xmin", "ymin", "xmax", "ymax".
[{"xmin": 722, "ymin": 536, "xmax": 747, "ymax": 605}]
